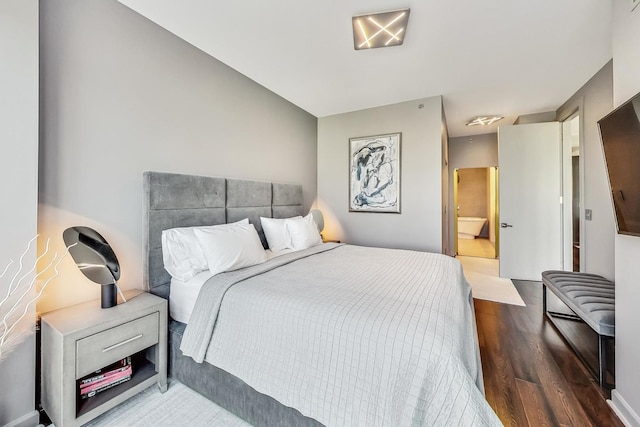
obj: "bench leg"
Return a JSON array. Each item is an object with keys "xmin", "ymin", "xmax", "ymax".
[{"xmin": 599, "ymin": 335, "xmax": 609, "ymax": 388}]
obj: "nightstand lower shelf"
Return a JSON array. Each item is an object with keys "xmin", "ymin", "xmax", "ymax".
[{"xmin": 76, "ymin": 357, "xmax": 157, "ymax": 419}]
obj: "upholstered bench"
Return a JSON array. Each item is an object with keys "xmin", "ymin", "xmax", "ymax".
[{"xmin": 541, "ymin": 270, "xmax": 615, "ymax": 387}]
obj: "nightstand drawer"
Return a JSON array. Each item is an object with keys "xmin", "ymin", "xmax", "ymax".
[{"xmin": 76, "ymin": 312, "xmax": 159, "ymax": 378}]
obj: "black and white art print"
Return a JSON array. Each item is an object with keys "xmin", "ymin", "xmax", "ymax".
[{"xmin": 349, "ymin": 133, "xmax": 401, "ymax": 213}]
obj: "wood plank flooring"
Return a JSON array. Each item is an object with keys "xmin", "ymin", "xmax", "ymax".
[{"xmin": 475, "ymin": 280, "xmax": 622, "ymax": 427}]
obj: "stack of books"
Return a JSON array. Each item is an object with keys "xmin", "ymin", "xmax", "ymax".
[{"xmin": 79, "ymin": 357, "xmax": 132, "ymax": 399}]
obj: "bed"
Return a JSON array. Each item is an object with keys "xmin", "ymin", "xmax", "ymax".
[{"xmin": 143, "ymin": 171, "xmax": 500, "ymax": 426}]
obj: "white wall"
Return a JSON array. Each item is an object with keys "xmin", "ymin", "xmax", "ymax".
[
  {"xmin": 38, "ymin": 0, "xmax": 317, "ymax": 313},
  {"xmin": 0, "ymin": 1, "xmax": 39, "ymax": 426},
  {"xmin": 610, "ymin": 1, "xmax": 640, "ymax": 425},
  {"xmin": 317, "ymin": 97, "xmax": 444, "ymax": 252},
  {"xmin": 556, "ymin": 61, "xmax": 614, "ymax": 279}
]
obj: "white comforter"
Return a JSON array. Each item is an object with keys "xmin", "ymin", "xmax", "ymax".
[{"xmin": 181, "ymin": 244, "xmax": 501, "ymax": 426}]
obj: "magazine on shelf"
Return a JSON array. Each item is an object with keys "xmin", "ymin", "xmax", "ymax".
[
  {"xmin": 79, "ymin": 356, "xmax": 131, "ymax": 386},
  {"xmin": 80, "ymin": 375, "xmax": 132, "ymax": 399},
  {"xmin": 80, "ymin": 365, "xmax": 132, "ymax": 393}
]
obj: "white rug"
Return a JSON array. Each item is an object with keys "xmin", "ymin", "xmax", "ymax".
[
  {"xmin": 79, "ymin": 380, "xmax": 249, "ymax": 427},
  {"xmin": 457, "ymin": 256, "xmax": 526, "ymax": 306}
]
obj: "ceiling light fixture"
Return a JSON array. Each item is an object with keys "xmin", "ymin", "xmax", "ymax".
[
  {"xmin": 352, "ymin": 9, "xmax": 410, "ymax": 50},
  {"xmin": 465, "ymin": 116, "xmax": 504, "ymax": 126}
]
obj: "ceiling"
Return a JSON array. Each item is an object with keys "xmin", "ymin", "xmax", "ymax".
[{"xmin": 117, "ymin": 0, "xmax": 612, "ymax": 137}]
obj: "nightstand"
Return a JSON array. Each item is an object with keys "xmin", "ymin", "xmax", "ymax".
[{"xmin": 41, "ymin": 291, "xmax": 167, "ymax": 427}]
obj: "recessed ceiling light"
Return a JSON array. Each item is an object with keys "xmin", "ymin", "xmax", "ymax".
[
  {"xmin": 465, "ymin": 116, "xmax": 504, "ymax": 126},
  {"xmin": 352, "ymin": 9, "xmax": 410, "ymax": 50}
]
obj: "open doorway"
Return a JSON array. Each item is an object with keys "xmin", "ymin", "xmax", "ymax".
[
  {"xmin": 454, "ymin": 167, "xmax": 498, "ymax": 258},
  {"xmin": 562, "ymin": 113, "xmax": 582, "ymax": 271}
]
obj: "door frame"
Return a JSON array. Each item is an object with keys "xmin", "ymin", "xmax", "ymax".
[
  {"xmin": 558, "ymin": 102, "xmax": 586, "ymax": 272},
  {"xmin": 453, "ymin": 168, "xmax": 459, "ymax": 256},
  {"xmin": 493, "ymin": 167, "xmax": 500, "ymax": 259},
  {"xmin": 453, "ymin": 167, "xmax": 498, "ymax": 259}
]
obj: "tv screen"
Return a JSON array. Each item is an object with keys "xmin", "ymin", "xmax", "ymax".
[{"xmin": 598, "ymin": 92, "xmax": 640, "ymax": 236}]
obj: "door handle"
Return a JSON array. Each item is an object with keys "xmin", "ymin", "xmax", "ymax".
[{"xmin": 500, "ymin": 223, "xmax": 513, "ymax": 228}]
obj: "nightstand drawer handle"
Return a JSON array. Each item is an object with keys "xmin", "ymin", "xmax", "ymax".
[{"xmin": 103, "ymin": 334, "xmax": 143, "ymax": 352}]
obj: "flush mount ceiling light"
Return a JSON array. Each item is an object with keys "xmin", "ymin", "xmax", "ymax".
[
  {"xmin": 465, "ymin": 116, "xmax": 505, "ymax": 126},
  {"xmin": 352, "ymin": 9, "xmax": 410, "ymax": 50}
]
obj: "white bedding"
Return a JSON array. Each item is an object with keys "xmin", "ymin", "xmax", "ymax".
[
  {"xmin": 181, "ymin": 244, "xmax": 501, "ymax": 426},
  {"xmin": 170, "ymin": 270, "xmax": 213, "ymax": 323},
  {"xmin": 170, "ymin": 249, "xmax": 293, "ymax": 323}
]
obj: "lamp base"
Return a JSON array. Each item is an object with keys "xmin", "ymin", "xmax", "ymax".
[{"xmin": 101, "ymin": 284, "xmax": 117, "ymax": 309}]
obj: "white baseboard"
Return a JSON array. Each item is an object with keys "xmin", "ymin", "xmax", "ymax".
[
  {"xmin": 609, "ymin": 389, "xmax": 640, "ymax": 427},
  {"xmin": 1, "ymin": 410, "xmax": 39, "ymax": 427}
]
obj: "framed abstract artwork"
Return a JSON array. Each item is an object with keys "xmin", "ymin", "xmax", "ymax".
[{"xmin": 349, "ymin": 133, "xmax": 401, "ymax": 213}]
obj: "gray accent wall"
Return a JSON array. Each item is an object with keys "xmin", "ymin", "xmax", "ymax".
[
  {"xmin": 556, "ymin": 61, "xmax": 614, "ymax": 279},
  {"xmin": 38, "ymin": 0, "xmax": 317, "ymax": 313},
  {"xmin": 0, "ymin": 1, "xmax": 39, "ymax": 426},
  {"xmin": 317, "ymin": 97, "xmax": 444, "ymax": 252},
  {"xmin": 610, "ymin": 3, "xmax": 640, "ymax": 425}
]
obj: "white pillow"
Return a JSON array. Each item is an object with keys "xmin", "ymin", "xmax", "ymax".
[
  {"xmin": 284, "ymin": 214, "xmax": 322, "ymax": 251},
  {"xmin": 194, "ymin": 223, "xmax": 267, "ymax": 276},
  {"xmin": 161, "ymin": 219, "xmax": 248, "ymax": 281},
  {"xmin": 260, "ymin": 216, "xmax": 302, "ymax": 251}
]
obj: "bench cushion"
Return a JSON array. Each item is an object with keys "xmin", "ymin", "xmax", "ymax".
[{"xmin": 541, "ymin": 270, "xmax": 615, "ymax": 337}]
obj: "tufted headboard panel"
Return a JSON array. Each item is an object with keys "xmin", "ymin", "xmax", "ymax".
[{"xmin": 143, "ymin": 171, "xmax": 303, "ymax": 299}]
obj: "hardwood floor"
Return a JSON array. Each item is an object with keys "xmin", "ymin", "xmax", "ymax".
[{"xmin": 475, "ymin": 280, "xmax": 622, "ymax": 427}]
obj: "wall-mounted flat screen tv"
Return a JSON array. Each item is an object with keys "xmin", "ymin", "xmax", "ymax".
[{"xmin": 598, "ymin": 91, "xmax": 640, "ymax": 236}]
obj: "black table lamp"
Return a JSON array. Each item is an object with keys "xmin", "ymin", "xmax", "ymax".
[{"xmin": 63, "ymin": 226, "xmax": 121, "ymax": 309}]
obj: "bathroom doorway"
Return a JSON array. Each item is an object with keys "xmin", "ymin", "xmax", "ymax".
[{"xmin": 453, "ymin": 167, "xmax": 498, "ymax": 258}]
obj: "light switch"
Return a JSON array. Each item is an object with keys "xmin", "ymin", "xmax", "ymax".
[{"xmin": 585, "ymin": 209, "xmax": 593, "ymax": 221}]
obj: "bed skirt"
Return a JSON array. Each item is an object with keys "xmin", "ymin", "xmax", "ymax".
[{"xmin": 168, "ymin": 320, "xmax": 323, "ymax": 427}]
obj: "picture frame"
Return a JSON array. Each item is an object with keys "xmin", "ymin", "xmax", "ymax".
[{"xmin": 349, "ymin": 132, "xmax": 401, "ymax": 213}]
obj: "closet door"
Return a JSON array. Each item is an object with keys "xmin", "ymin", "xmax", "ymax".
[{"xmin": 498, "ymin": 122, "xmax": 563, "ymax": 280}]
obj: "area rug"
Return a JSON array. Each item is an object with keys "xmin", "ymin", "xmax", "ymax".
[
  {"xmin": 78, "ymin": 380, "xmax": 249, "ymax": 427},
  {"xmin": 457, "ymin": 256, "xmax": 526, "ymax": 306}
]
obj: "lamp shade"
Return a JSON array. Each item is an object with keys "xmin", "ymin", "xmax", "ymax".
[
  {"xmin": 63, "ymin": 226, "xmax": 120, "ymax": 308},
  {"xmin": 309, "ymin": 209, "xmax": 325, "ymax": 233}
]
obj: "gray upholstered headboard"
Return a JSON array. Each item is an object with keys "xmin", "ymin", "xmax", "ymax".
[{"xmin": 143, "ymin": 171, "xmax": 303, "ymax": 299}]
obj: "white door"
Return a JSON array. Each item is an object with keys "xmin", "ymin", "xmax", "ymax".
[{"xmin": 499, "ymin": 122, "xmax": 563, "ymax": 280}]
